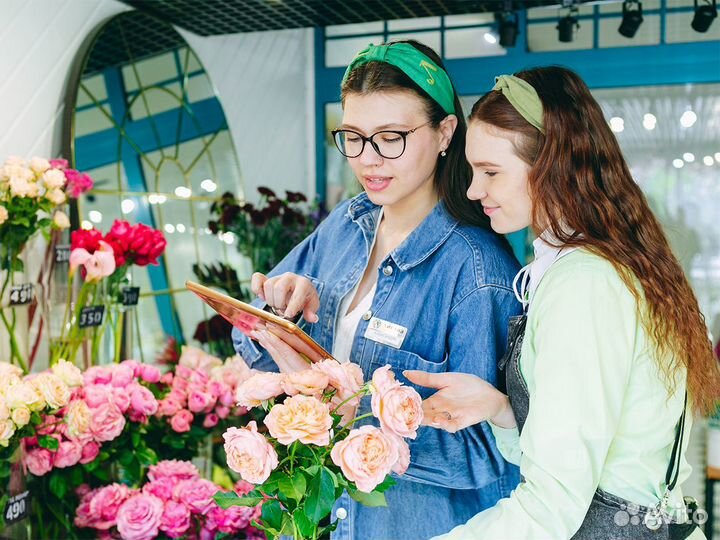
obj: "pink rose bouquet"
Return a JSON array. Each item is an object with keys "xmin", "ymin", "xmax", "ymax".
[
  {"xmin": 74, "ymin": 460, "xmax": 262, "ymax": 540},
  {"xmin": 216, "ymin": 360, "xmax": 422, "ymax": 540}
]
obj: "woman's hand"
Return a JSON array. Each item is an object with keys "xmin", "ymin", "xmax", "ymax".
[
  {"xmin": 249, "ymin": 328, "xmax": 311, "ymax": 373},
  {"xmin": 252, "ymin": 272, "xmax": 320, "ymax": 323},
  {"xmin": 403, "ymin": 371, "xmax": 517, "ymax": 433}
]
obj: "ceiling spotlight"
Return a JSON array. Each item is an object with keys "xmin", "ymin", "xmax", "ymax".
[
  {"xmin": 672, "ymin": 159, "xmax": 684, "ymax": 169},
  {"xmin": 558, "ymin": 6, "xmax": 580, "ymax": 43},
  {"xmin": 680, "ymin": 110, "xmax": 697, "ymax": 128},
  {"xmin": 495, "ymin": 5, "xmax": 519, "ymax": 48},
  {"xmin": 692, "ymin": 0, "xmax": 717, "ymax": 33},
  {"xmin": 484, "ymin": 31, "xmax": 498, "ymax": 44},
  {"xmin": 618, "ymin": 1, "xmax": 644, "ymax": 38}
]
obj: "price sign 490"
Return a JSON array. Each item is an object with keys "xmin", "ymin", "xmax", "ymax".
[
  {"xmin": 78, "ymin": 306, "xmax": 105, "ymax": 328},
  {"xmin": 5, "ymin": 491, "xmax": 29, "ymax": 524},
  {"xmin": 9, "ymin": 284, "xmax": 34, "ymax": 306}
]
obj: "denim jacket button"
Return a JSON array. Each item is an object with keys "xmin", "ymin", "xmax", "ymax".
[
  {"xmin": 336, "ymin": 507, "xmax": 348, "ymax": 520},
  {"xmin": 383, "ymin": 265, "xmax": 393, "ymax": 276},
  {"xmin": 362, "ymin": 310, "xmax": 372, "ymax": 321}
]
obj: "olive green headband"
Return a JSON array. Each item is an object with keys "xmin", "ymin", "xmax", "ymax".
[
  {"xmin": 342, "ymin": 43, "xmax": 456, "ymax": 115},
  {"xmin": 493, "ymin": 75, "xmax": 545, "ymax": 134}
]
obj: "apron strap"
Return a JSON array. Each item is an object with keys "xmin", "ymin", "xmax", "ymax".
[{"xmin": 664, "ymin": 391, "xmax": 687, "ymax": 491}]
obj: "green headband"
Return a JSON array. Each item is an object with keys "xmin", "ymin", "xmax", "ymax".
[
  {"xmin": 493, "ymin": 75, "xmax": 545, "ymax": 134},
  {"xmin": 342, "ymin": 43, "xmax": 456, "ymax": 115}
]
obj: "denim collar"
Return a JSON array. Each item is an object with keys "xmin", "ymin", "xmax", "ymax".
[{"xmin": 347, "ymin": 192, "xmax": 458, "ymax": 271}]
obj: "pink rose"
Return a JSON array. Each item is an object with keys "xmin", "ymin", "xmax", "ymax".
[
  {"xmin": 64, "ymin": 169, "xmax": 94, "ymax": 198},
  {"xmin": 219, "ymin": 388, "xmax": 235, "ymax": 407},
  {"xmin": 139, "ymin": 365, "xmax": 161, "ymax": 384},
  {"xmin": 175, "ymin": 365, "xmax": 193, "ymax": 380},
  {"xmin": 389, "ymin": 433, "xmax": 410, "ymax": 475},
  {"xmin": 112, "ymin": 386, "xmax": 132, "ymax": 413},
  {"xmin": 265, "ymin": 394, "xmax": 333, "ymax": 446},
  {"xmin": 330, "ymin": 425, "xmax": 399, "ymax": 493},
  {"xmin": 82, "ymin": 383, "xmax": 112, "ymax": 407},
  {"xmin": 370, "ymin": 366, "xmax": 423, "ymax": 439},
  {"xmin": 207, "ymin": 380, "xmax": 224, "ymax": 398},
  {"xmin": 116, "ymin": 493, "xmax": 164, "ymax": 540},
  {"xmin": 122, "ymin": 359, "xmax": 141, "ymax": 376},
  {"xmin": 206, "ymin": 504, "xmax": 254, "ymax": 533},
  {"xmin": 89, "ymin": 484, "xmax": 133, "ymax": 530},
  {"xmin": 159, "ymin": 500, "xmax": 191, "ymax": 538},
  {"xmin": 83, "ymin": 367, "xmax": 112, "ymax": 386},
  {"xmin": 148, "ymin": 460, "xmax": 199, "ymax": 483},
  {"xmin": 110, "ymin": 363, "xmax": 135, "ymax": 388},
  {"xmin": 74, "ymin": 489, "xmax": 97, "ymax": 528},
  {"xmin": 143, "ymin": 478, "xmax": 177, "ymax": 500},
  {"xmin": 23, "ymin": 447, "xmax": 53, "ymax": 476},
  {"xmin": 179, "ymin": 346, "xmax": 222, "ymax": 373},
  {"xmin": 215, "ymin": 405, "xmax": 231, "ymax": 419},
  {"xmin": 130, "ymin": 384, "xmax": 159, "ymax": 416},
  {"xmin": 49, "ymin": 158, "xmax": 69, "ymax": 170},
  {"xmin": 90, "ymin": 401, "xmax": 126, "ymax": 442},
  {"xmin": 223, "ymin": 421, "xmax": 278, "ymax": 484},
  {"xmin": 170, "ymin": 410, "xmax": 193, "ymax": 433},
  {"xmin": 157, "ymin": 397, "xmax": 182, "ymax": 417},
  {"xmin": 187, "ymin": 390, "xmax": 215, "ymax": 413},
  {"xmin": 281, "ymin": 369, "xmax": 330, "ymax": 397},
  {"xmin": 54, "ymin": 439, "xmax": 83, "ymax": 468},
  {"xmin": 234, "ymin": 372, "xmax": 285, "ymax": 407},
  {"xmin": 80, "ymin": 441, "xmax": 100, "ymax": 464},
  {"xmin": 234, "ymin": 480, "xmax": 255, "ymax": 496},
  {"xmin": 202, "ymin": 413, "xmax": 219, "ymax": 428},
  {"xmin": 160, "ymin": 372, "xmax": 174, "ymax": 386},
  {"xmin": 173, "ymin": 478, "xmax": 218, "ymax": 514}
]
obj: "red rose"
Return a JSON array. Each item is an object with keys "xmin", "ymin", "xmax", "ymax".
[
  {"xmin": 104, "ymin": 220, "xmax": 134, "ymax": 267},
  {"xmin": 71, "ymin": 229, "xmax": 103, "ymax": 253}
]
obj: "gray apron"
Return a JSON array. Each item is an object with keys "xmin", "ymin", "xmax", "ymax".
[{"xmin": 498, "ymin": 312, "xmax": 698, "ymax": 539}]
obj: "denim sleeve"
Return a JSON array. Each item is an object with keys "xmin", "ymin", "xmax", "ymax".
[
  {"xmin": 405, "ymin": 285, "xmax": 521, "ymax": 490},
  {"xmin": 231, "ymin": 223, "xmax": 322, "ymax": 372}
]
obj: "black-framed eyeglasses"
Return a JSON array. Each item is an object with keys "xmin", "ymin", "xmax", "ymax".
[{"xmin": 331, "ymin": 121, "xmax": 433, "ymax": 159}]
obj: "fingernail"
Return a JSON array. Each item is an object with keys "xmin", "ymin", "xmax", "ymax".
[
  {"xmin": 284, "ymin": 309, "xmax": 294, "ymax": 318},
  {"xmin": 310, "ymin": 313, "xmax": 319, "ymax": 323}
]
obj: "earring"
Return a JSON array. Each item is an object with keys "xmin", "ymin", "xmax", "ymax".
[{"xmin": 441, "ymin": 150, "xmax": 447, "ymax": 157}]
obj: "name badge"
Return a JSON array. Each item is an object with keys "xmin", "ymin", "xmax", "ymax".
[{"xmin": 364, "ymin": 317, "xmax": 407, "ymax": 349}]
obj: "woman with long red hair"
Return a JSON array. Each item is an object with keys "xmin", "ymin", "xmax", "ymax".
[{"xmin": 407, "ymin": 66, "xmax": 720, "ymax": 539}]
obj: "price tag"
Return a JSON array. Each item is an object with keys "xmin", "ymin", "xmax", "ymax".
[
  {"xmin": 54, "ymin": 244, "xmax": 71, "ymax": 264},
  {"xmin": 121, "ymin": 287, "xmax": 140, "ymax": 306},
  {"xmin": 78, "ymin": 306, "xmax": 105, "ymax": 328},
  {"xmin": 4, "ymin": 491, "xmax": 29, "ymax": 524},
  {"xmin": 9, "ymin": 284, "xmax": 34, "ymax": 306}
]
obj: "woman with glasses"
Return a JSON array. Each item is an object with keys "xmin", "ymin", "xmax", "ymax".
[
  {"xmin": 232, "ymin": 40, "xmax": 521, "ymax": 539},
  {"xmin": 406, "ymin": 67, "xmax": 719, "ymax": 539}
]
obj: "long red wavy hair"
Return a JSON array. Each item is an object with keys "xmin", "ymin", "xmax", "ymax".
[{"xmin": 470, "ymin": 66, "xmax": 720, "ymax": 414}]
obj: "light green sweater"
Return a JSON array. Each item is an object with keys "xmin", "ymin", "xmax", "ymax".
[{"xmin": 437, "ymin": 249, "xmax": 696, "ymax": 539}]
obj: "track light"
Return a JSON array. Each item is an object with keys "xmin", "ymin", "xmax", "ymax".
[
  {"xmin": 618, "ymin": 1, "xmax": 644, "ymax": 38},
  {"xmin": 557, "ymin": 6, "xmax": 579, "ymax": 43},
  {"xmin": 691, "ymin": 0, "xmax": 717, "ymax": 32}
]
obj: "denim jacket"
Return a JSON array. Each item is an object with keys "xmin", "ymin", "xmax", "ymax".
[{"xmin": 233, "ymin": 193, "xmax": 521, "ymax": 540}]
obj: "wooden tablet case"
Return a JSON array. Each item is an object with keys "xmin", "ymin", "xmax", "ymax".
[{"xmin": 185, "ymin": 280, "xmax": 334, "ymax": 363}]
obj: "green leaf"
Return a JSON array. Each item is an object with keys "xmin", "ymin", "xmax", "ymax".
[
  {"xmin": 278, "ymin": 472, "xmax": 306, "ymax": 502},
  {"xmin": 131, "ymin": 431, "xmax": 141, "ymax": 448},
  {"xmin": 261, "ymin": 499, "xmax": 283, "ymax": 531},
  {"xmin": 37, "ymin": 435, "xmax": 59, "ymax": 451},
  {"xmin": 135, "ymin": 446, "xmax": 157, "ymax": 466},
  {"xmin": 69, "ymin": 465, "xmax": 83, "ymax": 486},
  {"xmin": 214, "ymin": 491, "xmax": 265, "ymax": 509},
  {"xmin": 304, "ymin": 467, "xmax": 335, "ymax": 524},
  {"xmin": 92, "ymin": 467, "xmax": 110, "ymax": 482},
  {"xmin": 373, "ymin": 475, "xmax": 397, "ymax": 493},
  {"xmin": 118, "ymin": 451, "xmax": 134, "ymax": 466},
  {"xmin": 49, "ymin": 473, "xmax": 67, "ymax": 499},
  {"xmin": 293, "ymin": 509, "xmax": 316, "ymax": 538},
  {"xmin": 348, "ymin": 487, "xmax": 387, "ymax": 507}
]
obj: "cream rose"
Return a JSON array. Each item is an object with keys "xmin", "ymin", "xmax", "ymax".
[
  {"xmin": 234, "ymin": 372, "xmax": 285, "ymax": 407},
  {"xmin": 5, "ymin": 381, "xmax": 44, "ymax": 411},
  {"xmin": 42, "ymin": 168, "xmax": 65, "ymax": 188},
  {"xmin": 0, "ymin": 420, "xmax": 16, "ymax": 446},
  {"xmin": 330, "ymin": 425, "xmax": 399, "ymax": 493},
  {"xmin": 281, "ymin": 369, "xmax": 330, "ymax": 397},
  {"xmin": 11, "ymin": 407, "xmax": 30, "ymax": 428},
  {"xmin": 370, "ymin": 365, "xmax": 423, "ymax": 439},
  {"xmin": 65, "ymin": 399, "xmax": 91, "ymax": 437},
  {"xmin": 52, "ymin": 359, "xmax": 84, "ymax": 387},
  {"xmin": 0, "ymin": 362, "xmax": 24, "ymax": 381},
  {"xmin": 45, "ymin": 188, "xmax": 66, "ymax": 205},
  {"xmin": 52, "ymin": 211, "xmax": 70, "ymax": 230},
  {"xmin": 0, "ymin": 397, "xmax": 9, "ymax": 421},
  {"xmin": 9, "ymin": 175, "xmax": 33, "ymax": 197},
  {"xmin": 264, "ymin": 394, "xmax": 333, "ymax": 446},
  {"xmin": 223, "ymin": 421, "xmax": 278, "ymax": 484},
  {"xmin": 30, "ymin": 157, "xmax": 51, "ymax": 174},
  {"xmin": 32, "ymin": 372, "xmax": 71, "ymax": 409}
]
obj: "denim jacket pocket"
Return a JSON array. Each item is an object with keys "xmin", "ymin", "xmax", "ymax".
[{"xmin": 368, "ymin": 342, "xmax": 447, "ymax": 400}]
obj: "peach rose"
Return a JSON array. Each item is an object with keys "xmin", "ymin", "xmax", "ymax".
[
  {"xmin": 0, "ymin": 420, "xmax": 16, "ymax": 446},
  {"xmin": 42, "ymin": 167, "xmax": 65, "ymax": 187},
  {"xmin": 10, "ymin": 407, "xmax": 30, "ymax": 428},
  {"xmin": 311, "ymin": 360, "xmax": 364, "ymax": 405},
  {"xmin": 223, "ymin": 421, "xmax": 278, "ymax": 484},
  {"xmin": 389, "ymin": 433, "xmax": 410, "ymax": 475},
  {"xmin": 370, "ymin": 365, "xmax": 423, "ymax": 439},
  {"xmin": 264, "ymin": 394, "xmax": 333, "ymax": 446},
  {"xmin": 29, "ymin": 157, "xmax": 51, "ymax": 174},
  {"xmin": 45, "ymin": 187, "xmax": 66, "ymax": 205},
  {"xmin": 281, "ymin": 369, "xmax": 330, "ymax": 397},
  {"xmin": 330, "ymin": 425, "xmax": 399, "ymax": 493},
  {"xmin": 65, "ymin": 399, "xmax": 91, "ymax": 438},
  {"xmin": 0, "ymin": 206, "xmax": 7, "ymax": 225},
  {"xmin": 234, "ymin": 372, "xmax": 285, "ymax": 407},
  {"xmin": 179, "ymin": 346, "xmax": 223, "ymax": 373}
]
